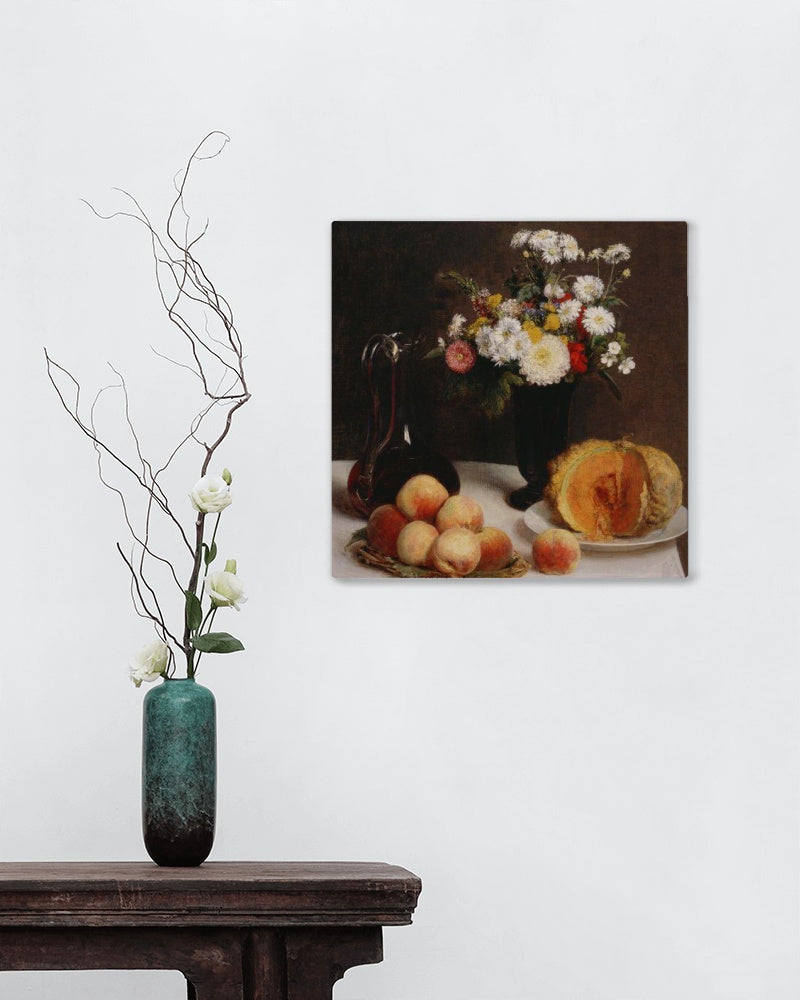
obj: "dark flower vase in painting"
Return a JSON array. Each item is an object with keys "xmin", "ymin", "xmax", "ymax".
[
  {"xmin": 508, "ymin": 382, "xmax": 576, "ymax": 511},
  {"xmin": 142, "ymin": 677, "xmax": 216, "ymax": 867}
]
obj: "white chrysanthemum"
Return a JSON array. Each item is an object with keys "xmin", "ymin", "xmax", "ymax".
[
  {"xmin": 519, "ymin": 334, "xmax": 571, "ymax": 386},
  {"xmin": 487, "ymin": 317, "xmax": 525, "ymax": 363},
  {"xmin": 582, "ymin": 306, "xmax": 616, "ymax": 336},
  {"xmin": 499, "ymin": 298, "xmax": 523, "ymax": 318},
  {"xmin": 619, "ymin": 357, "xmax": 636, "ymax": 374},
  {"xmin": 587, "ymin": 248, "xmax": 604, "ymax": 261},
  {"xmin": 557, "ymin": 298, "xmax": 582, "ymax": 324},
  {"xmin": 604, "ymin": 243, "xmax": 631, "ymax": 263},
  {"xmin": 475, "ymin": 327, "xmax": 494, "ymax": 359},
  {"xmin": 538, "ymin": 237, "xmax": 562, "ymax": 265},
  {"xmin": 560, "ymin": 234, "xmax": 580, "ymax": 261},
  {"xmin": 543, "ymin": 282, "xmax": 565, "ymax": 300},
  {"xmin": 606, "ymin": 340, "xmax": 621, "ymax": 356},
  {"xmin": 510, "ymin": 229, "xmax": 532, "ymax": 248},
  {"xmin": 528, "ymin": 229, "xmax": 559, "ymax": 248},
  {"xmin": 572, "ymin": 275, "xmax": 605, "ymax": 304},
  {"xmin": 448, "ymin": 313, "xmax": 467, "ymax": 339}
]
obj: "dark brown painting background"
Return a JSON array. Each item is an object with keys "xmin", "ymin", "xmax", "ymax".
[{"xmin": 332, "ymin": 222, "xmax": 688, "ymax": 556}]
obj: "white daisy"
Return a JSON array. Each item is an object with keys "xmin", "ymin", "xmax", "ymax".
[
  {"xmin": 487, "ymin": 317, "xmax": 524, "ymax": 363},
  {"xmin": 587, "ymin": 248, "xmax": 604, "ymax": 261},
  {"xmin": 560, "ymin": 234, "xmax": 580, "ymax": 261},
  {"xmin": 572, "ymin": 275, "xmax": 605, "ymax": 304},
  {"xmin": 539, "ymin": 237, "xmax": 562, "ymax": 265},
  {"xmin": 528, "ymin": 229, "xmax": 559, "ymax": 249},
  {"xmin": 510, "ymin": 230, "xmax": 532, "ymax": 248},
  {"xmin": 619, "ymin": 357, "xmax": 636, "ymax": 374},
  {"xmin": 519, "ymin": 334, "xmax": 571, "ymax": 386},
  {"xmin": 604, "ymin": 243, "xmax": 631, "ymax": 263},
  {"xmin": 543, "ymin": 282, "xmax": 565, "ymax": 300},
  {"xmin": 582, "ymin": 306, "xmax": 616, "ymax": 337},
  {"xmin": 499, "ymin": 298, "xmax": 523, "ymax": 318},
  {"xmin": 557, "ymin": 298, "xmax": 582, "ymax": 325},
  {"xmin": 447, "ymin": 313, "xmax": 467, "ymax": 339}
]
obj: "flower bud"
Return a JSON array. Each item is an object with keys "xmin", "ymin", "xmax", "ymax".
[
  {"xmin": 222, "ymin": 468, "xmax": 233, "ymax": 485},
  {"xmin": 224, "ymin": 558, "xmax": 237, "ymax": 575}
]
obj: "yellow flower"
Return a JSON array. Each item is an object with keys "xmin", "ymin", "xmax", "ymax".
[
  {"xmin": 542, "ymin": 302, "xmax": 557, "ymax": 313},
  {"xmin": 523, "ymin": 320, "xmax": 543, "ymax": 344},
  {"xmin": 543, "ymin": 312, "xmax": 561, "ymax": 332},
  {"xmin": 559, "ymin": 335, "xmax": 569, "ymax": 344},
  {"xmin": 467, "ymin": 317, "xmax": 490, "ymax": 337},
  {"xmin": 486, "ymin": 293, "xmax": 503, "ymax": 311}
]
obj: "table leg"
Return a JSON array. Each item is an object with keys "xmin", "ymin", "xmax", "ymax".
[{"xmin": 281, "ymin": 927, "xmax": 383, "ymax": 1000}]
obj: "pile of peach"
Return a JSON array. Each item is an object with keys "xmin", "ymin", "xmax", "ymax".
[{"xmin": 366, "ymin": 474, "xmax": 514, "ymax": 577}]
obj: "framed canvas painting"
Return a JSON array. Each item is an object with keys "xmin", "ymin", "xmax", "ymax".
[{"xmin": 332, "ymin": 222, "xmax": 688, "ymax": 580}]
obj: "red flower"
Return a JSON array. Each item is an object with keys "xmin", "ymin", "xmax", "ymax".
[
  {"xmin": 555, "ymin": 292, "xmax": 573, "ymax": 304},
  {"xmin": 575, "ymin": 306, "xmax": 589, "ymax": 341},
  {"xmin": 445, "ymin": 339, "xmax": 478, "ymax": 375},
  {"xmin": 568, "ymin": 341, "xmax": 588, "ymax": 374}
]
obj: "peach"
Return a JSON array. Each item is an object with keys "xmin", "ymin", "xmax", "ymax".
[
  {"xmin": 430, "ymin": 527, "xmax": 481, "ymax": 577},
  {"xmin": 396, "ymin": 521, "xmax": 439, "ymax": 567},
  {"xmin": 395, "ymin": 474, "xmax": 449, "ymax": 523},
  {"xmin": 435, "ymin": 494, "xmax": 484, "ymax": 533},
  {"xmin": 476, "ymin": 527, "xmax": 514, "ymax": 573},
  {"xmin": 532, "ymin": 528, "xmax": 581, "ymax": 575},
  {"xmin": 366, "ymin": 504, "xmax": 409, "ymax": 558}
]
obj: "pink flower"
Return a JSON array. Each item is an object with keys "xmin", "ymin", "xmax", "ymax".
[{"xmin": 445, "ymin": 340, "xmax": 477, "ymax": 375}]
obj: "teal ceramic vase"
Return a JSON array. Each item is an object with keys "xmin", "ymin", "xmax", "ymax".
[{"xmin": 142, "ymin": 678, "xmax": 216, "ymax": 866}]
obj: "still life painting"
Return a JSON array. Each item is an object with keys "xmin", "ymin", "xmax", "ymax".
[{"xmin": 332, "ymin": 222, "xmax": 688, "ymax": 580}]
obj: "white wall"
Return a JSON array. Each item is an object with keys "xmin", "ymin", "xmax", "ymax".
[{"xmin": 1, "ymin": 1, "xmax": 798, "ymax": 998}]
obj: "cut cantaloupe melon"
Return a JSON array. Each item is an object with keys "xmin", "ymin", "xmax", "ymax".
[{"xmin": 544, "ymin": 439, "xmax": 682, "ymax": 541}]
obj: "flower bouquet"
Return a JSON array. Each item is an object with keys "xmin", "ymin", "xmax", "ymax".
[{"xmin": 430, "ymin": 229, "xmax": 636, "ymax": 417}]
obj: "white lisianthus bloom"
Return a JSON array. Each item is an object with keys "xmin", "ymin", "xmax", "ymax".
[
  {"xmin": 519, "ymin": 335, "xmax": 571, "ymax": 386},
  {"xmin": 572, "ymin": 275, "xmax": 605, "ymax": 304},
  {"xmin": 447, "ymin": 313, "xmax": 467, "ymax": 338},
  {"xmin": 129, "ymin": 640, "xmax": 169, "ymax": 688},
  {"xmin": 190, "ymin": 474, "xmax": 232, "ymax": 514},
  {"xmin": 557, "ymin": 299, "xmax": 582, "ymax": 325},
  {"xmin": 619, "ymin": 357, "xmax": 636, "ymax": 374},
  {"xmin": 604, "ymin": 243, "xmax": 632, "ymax": 263},
  {"xmin": 207, "ymin": 570, "xmax": 248, "ymax": 610},
  {"xmin": 510, "ymin": 229, "xmax": 532, "ymax": 248},
  {"xmin": 543, "ymin": 282, "xmax": 565, "ymax": 300},
  {"xmin": 560, "ymin": 234, "xmax": 580, "ymax": 261},
  {"xmin": 582, "ymin": 306, "xmax": 616, "ymax": 337}
]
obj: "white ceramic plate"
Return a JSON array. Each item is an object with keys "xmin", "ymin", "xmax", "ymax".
[{"xmin": 523, "ymin": 501, "xmax": 688, "ymax": 552}]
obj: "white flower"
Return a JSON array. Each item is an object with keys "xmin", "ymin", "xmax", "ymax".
[
  {"xmin": 190, "ymin": 474, "xmax": 232, "ymax": 514},
  {"xmin": 475, "ymin": 327, "xmax": 494, "ymax": 359},
  {"xmin": 557, "ymin": 298, "xmax": 582, "ymax": 325},
  {"xmin": 559, "ymin": 234, "xmax": 580, "ymax": 261},
  {"xmin": 498, "ymin": 298, "xmax": 523, "ymax": 318},
  {"xmin": 600, "ymin": 352, "xmax": 616, "ymax": 367},
  {"xmin": 486, "ymin": 317, "xmax": 525, "ymax": 364},
  {"xmin": 543, "ymin": 282, "xmax": 565, "ymax": 300},
  {"xmin": 129, "ymin": 640, "xmax": 169, "ymax": 688},
  {"xmin": 510, "ymin": 230, "xmax": 532, "ymax": 248},
  {"xmin": 619, "ymin": 357, "xmax": 636, "ymax": 374},
  {"xmin": 621, "ymin": 268, "xmax": 631, "ymax": 278},
  {"xmin": 604, "ymin": 243, "xmax": 632, "ymax": 263},
  {"xmin": 582, "ymin": 306, "xmax": 616, "ymax": 337},
  {"xmin": 519, "ymin": 334, "xmax": 571, "ymax": 386},
  {"xmin": 606, "ymin": 340, "xmax": 621, "ymax": 356},
  {"xmin": 448, "ymin": 313, "xmax": 467, "ymax": 339},
  {"xmin": 437, "ymin": 337, "xmax": 446, "ymax": 349},
  {"xmin": 572, "ymin": 275, "xmax": 605, "ymax": 304},
  {"xmin": 587, "ymin": 248, "xmax": 604, "ymax": 261},
  {"xmin": 538, "ymin": 237, "xmax": 562, "ymax": 265},
  {"xmin": 528, "ymin": 229, "xmax": 558, "ymax": 248},
  {"xmin": 207, "ymin": 569, "xmax": 248, "ymax": 610}
]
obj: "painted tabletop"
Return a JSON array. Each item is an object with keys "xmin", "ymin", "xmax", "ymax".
[{"xmin": 332, "ymin": 459, "xmax": 686, "ymax": 580}]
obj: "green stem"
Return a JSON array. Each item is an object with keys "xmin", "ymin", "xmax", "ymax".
[{"xmin": 194, "ymin": 607, "xmax": 219, "ymax": 674}]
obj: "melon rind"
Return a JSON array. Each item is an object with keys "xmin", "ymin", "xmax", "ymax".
[{"xmin": 637, "ymin": 445, "xmax": 683, "ymax": 529}]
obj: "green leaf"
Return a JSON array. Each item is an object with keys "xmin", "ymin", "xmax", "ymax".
[
  {"xmin": 192, "ymin": 632, "xmax": 245, "ymax": 654},
  {"xmin": 422, "ymin": 347, "xmax": 444, "ymax": 361},
  {"xmin": 203, "ymin": 541, "xmax": 218, "ymax": 566},
  {"xmin": 482, "ymin": 370, "xmax": 524, "ymax": 418},
  {"xmin": 516, "ymin": 282, "xmax": 541, "ymax": 302},
  {"xmin": 184, "ymin": 591, "xmax": 202, "ymax": 632}
]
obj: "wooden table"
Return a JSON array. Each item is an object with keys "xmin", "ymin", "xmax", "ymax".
[{"xmin": 0, "ymin": 862, "xmax": 421, "ymax": 999}]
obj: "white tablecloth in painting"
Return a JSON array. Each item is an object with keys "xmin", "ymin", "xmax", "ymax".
[{"xmin": 332, "ymin": 460, "xmax": 686, "ymax": 580}]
